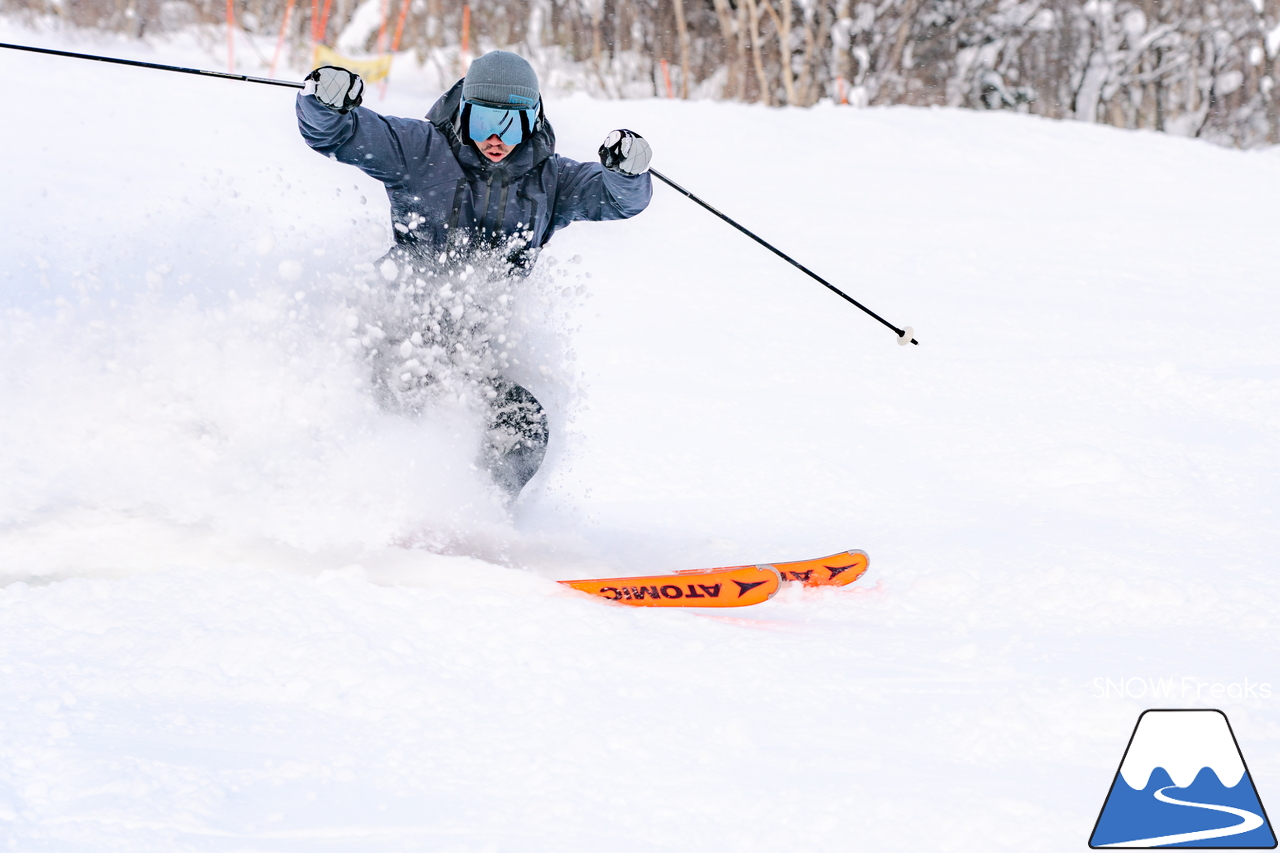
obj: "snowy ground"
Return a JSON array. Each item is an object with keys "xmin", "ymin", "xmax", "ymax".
[{"xmin": 2, "ymin": 19, "xmax": 1280, "ymax": 852}]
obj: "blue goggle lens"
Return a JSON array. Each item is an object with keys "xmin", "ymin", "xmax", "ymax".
[{"xmin": 466, "ymin": 102, "xmax": 537, "ymax": 146}]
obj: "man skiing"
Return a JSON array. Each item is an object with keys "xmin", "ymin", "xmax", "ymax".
[{"xmin": 295, "ymin": 50, "xmax": 653, "ymax": 498}]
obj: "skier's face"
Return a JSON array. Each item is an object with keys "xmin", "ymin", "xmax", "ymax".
[{"xmin": 477, "ymin": 135, "xmax": 514, "ymax": 163}]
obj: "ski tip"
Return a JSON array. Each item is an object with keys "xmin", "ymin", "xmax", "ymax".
[{"xmin": 770, "ymin": 550, "xmax": 870, "ymax": 587}]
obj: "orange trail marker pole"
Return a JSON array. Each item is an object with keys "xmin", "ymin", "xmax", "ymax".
[
  {"xmin": 660, "ymin": 58, "xmax": 674, "ymax": 98},
  {"xmin": 318, "ymin": 0, "xmax": 334, "ymax": 42},
  {"xmin": 392, "ymin": 0, "xmax": 412, "ymax": 52},
  {"xmin": 270, "ymin": 0, "xmax": 297, "ymax": 78},
  {"xmin": 225, "ymin": 0, "xmax": 236, "ymax": 72},
  {"xmin": 459, "ymin": 4, "xmax": 471, "ymax": 74}
]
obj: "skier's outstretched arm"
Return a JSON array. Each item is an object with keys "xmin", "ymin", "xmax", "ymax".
[
  {"xmin": 549, "ymin": 130, "xmax": 653, "ymax": 232},
  {"xmin": 295, "ymin": 67, "xmax": 430, "ymax": 187}
]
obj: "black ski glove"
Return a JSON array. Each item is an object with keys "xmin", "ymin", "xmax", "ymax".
[
  {"xmin": 306, "ymin": 65, "xmax": 364, "ymax": 113},
  {"xmin": 599, "ymin": 129, "xmax": 652, "ymax": 176}
]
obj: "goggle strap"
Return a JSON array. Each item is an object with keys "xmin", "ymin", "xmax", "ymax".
[{"xmin": 458, "ymin": 101, "xmax": 471, "ymax": 141}]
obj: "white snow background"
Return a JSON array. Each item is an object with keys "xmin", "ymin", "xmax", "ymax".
[{"xmin": 2, "ymin": 18, "xmax": 1280, "ymax": 852}]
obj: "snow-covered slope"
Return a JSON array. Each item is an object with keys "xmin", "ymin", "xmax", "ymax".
[{"xmin": 2, "ymin": 20, "xmax": 1279, "ymax": 852}]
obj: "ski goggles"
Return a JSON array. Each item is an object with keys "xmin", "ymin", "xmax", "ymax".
[{"xmin": 464, "ymin": 100, "xmax": 539, "ymax": 146}]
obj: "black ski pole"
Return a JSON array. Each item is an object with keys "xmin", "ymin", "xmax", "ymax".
[
  {"xmin": 649, "ymin": 168, "xmax": 917, "ymax": 345},
  {"xmin": 0, "ymin": 41, "xmax": 304, "ymax": 89}
]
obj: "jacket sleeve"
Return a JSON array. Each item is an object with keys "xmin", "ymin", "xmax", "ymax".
[
  {"xmin": 296, "ymin": 93, "xmax": 432, "ymax": 188},
  {"xmin": 548, "ymin": 155, "xmax": 652, "ymax": 234}
]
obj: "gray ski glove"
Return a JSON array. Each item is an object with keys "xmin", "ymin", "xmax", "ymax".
[
  {"xmin": 599, "ymin": 129, "xmax": 652, "ymax": 176},
  {"xmin": 305, "ymin": 65, "xmax": 364, "ymax": 113}
]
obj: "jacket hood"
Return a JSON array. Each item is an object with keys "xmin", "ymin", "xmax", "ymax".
[{"xmin": 426, "ymin": 79, "xmax": 557, "ymax": 179}]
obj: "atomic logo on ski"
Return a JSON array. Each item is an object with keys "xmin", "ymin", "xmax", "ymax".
[
  {"xmin": 1089, "ymin": 709, "xmax": 1276, "ymax": 848},
  {"xmin": 597, "ymin": 583, "xmax": 721, "ymax": 601},
  {"xmin": 560, "ymin": 565, "xmax": 781, "ymax": 608}
]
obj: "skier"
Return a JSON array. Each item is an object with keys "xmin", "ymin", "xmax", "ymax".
[{"xmin": 295, "ymin": 50, "xmax": 653, "ymax": 498}]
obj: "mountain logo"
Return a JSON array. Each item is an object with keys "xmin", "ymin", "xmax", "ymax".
[{"xmin": 1089, "ymin": 709, "xmax": 1276, "ymax": 848}]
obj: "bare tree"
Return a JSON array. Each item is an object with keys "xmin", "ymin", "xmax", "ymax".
[{"xmin": 5, "ymin": 0, "xmax": 1276, "ymax": 145}]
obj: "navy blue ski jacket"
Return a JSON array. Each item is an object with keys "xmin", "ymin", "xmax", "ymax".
[{"xmin": 297, "ymin": 80, "xmax": 652, "ymax": 268}]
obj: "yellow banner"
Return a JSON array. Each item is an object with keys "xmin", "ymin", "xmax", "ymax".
[{"xmin": 311, "ymin": 44, "xmax": 393, "ymax": 83}]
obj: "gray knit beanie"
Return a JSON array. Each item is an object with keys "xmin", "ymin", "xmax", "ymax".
[{"xmin": 462, "ymin": 50, "xmax": 539, "ymax": 108}]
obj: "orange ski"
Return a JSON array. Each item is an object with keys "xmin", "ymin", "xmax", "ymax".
[
  {"xmin": 560, "ymin": 565, "xmax": 781, "ymax": 608},
  {"xmin": 766, "ymin": 550, "xmax": 869, "ymax": 587},
  {"xmin": 674, "ymin": 550, "xmax": 869, "ymax": 587}
]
